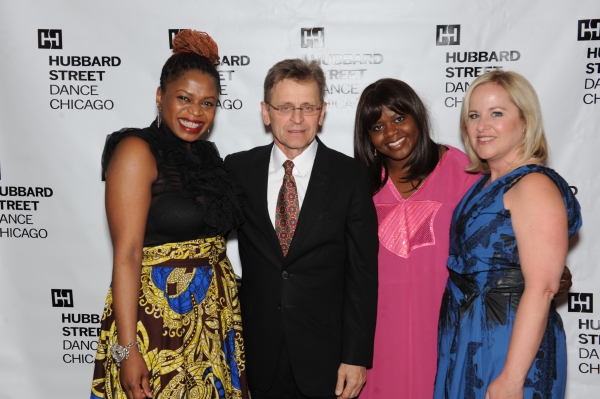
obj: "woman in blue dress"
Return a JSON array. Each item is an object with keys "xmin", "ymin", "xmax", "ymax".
[{"xmin": 434, "ymin": 70, "xmax": 582, "ymax": 399}]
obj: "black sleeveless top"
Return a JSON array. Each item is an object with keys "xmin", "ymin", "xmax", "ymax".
[{"xmin": 102, "ymin": 120, "xmax": 245, "ymax": 247}]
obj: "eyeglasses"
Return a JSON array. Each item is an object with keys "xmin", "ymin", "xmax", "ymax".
[{"xmin": 265, "ymin": 102, "xmax": 324, "ymax": 116}]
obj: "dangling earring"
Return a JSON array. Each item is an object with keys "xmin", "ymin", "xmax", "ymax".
[
  {"xmin": 156, "ymin": 103, "xmax": 161, "ymax": 127},
  {"xmin": 374, "ymin": 147, "xmax": 377, "ymax": 157}
]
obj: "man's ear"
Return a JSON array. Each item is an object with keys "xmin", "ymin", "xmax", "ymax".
[
  {"xmin": 318, "ymin": 102, "xmax": 328, "ymax": 126},
  {"xmin": 261, "ymin": 102, "xmax": 271, "ymax": 126}
]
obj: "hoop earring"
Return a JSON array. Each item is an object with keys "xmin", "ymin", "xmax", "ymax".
[{"xmin": 156, "ymin": 103, "xmax": 161, "ymax": 127}]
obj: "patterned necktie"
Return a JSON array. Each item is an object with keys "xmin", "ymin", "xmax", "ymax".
[{"xmin": 275, "ymin": 160, "xmax": 299, "ymax": 256}]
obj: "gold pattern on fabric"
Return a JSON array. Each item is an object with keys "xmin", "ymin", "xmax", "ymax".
[
  {"xmin": 91, "ymin": 236, "xmax": 245, "ymax": 399},
  {"xmin": 140, "ymin": 266, "xmax": 195, "ymax": 338},
  {"xmin": 166, "ymin": 268, "xmax": 196, "ymax": 298},
  {"xmin": 142, "ymin": 236, "xmax": 226, "ymax": 266},
  {"xmin": 101, "ymin": 288, "xmax": 114, "ymax": 321}
]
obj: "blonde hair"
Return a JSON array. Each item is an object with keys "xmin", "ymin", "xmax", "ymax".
[{"xmin": 460, "ymin": 70, "xmax": 548, "ymax": 173}]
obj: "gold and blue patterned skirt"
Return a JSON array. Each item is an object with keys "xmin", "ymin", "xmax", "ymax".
[{"xmin": 91, "ymin": 236, "xmax": 247, "ymax": 399}]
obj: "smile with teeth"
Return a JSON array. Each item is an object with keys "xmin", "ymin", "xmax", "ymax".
[
  {"xmin": 388, "ymin": 137, "xmax": 406, "ymax": 148},
  {"xmin": 178, "ymin": 119, "xmax": 201, "ymax": 128},
  {"xmin": 478, "ymin": 136, "xmax": 495, "ymax": 142}
]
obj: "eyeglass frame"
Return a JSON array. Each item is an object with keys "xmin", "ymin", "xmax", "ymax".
[{"xmin": 264, "ymin": 101, "xmax": 325, "ymax": 116}]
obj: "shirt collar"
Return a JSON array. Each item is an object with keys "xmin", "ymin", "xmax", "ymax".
[{"xmin": 270, "ymin": 139, "xmax": 318, "ymax": 177}]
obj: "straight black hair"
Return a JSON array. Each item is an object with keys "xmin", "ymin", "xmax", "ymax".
[{"xmin": 354, "ymin": 78, "xmax": 439, "ymax": 194}]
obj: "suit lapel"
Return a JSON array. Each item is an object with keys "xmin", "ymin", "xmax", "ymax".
[
  {"xmin": 284, "ymin": 138, "xmax": 330, "ymax": 264},
  {"xmin": 251, "ymin": 144, "xmax": 285, "ymax": 265}
]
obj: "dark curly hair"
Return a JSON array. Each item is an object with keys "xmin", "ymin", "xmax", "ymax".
[{"xmin": 354, "ymin": 78, "xmax": 439, "ymax": 194}]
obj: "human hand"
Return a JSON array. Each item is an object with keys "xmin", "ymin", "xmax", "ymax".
[
  {"xmin": 485, "ymin": 374, "xmax": 523, "ymax": 399},
  {"xmin": 335, "ymin": 363, "xmax": 366, "ymax": 398},
  {"xmin": 119, "ymin": 350, "xmax": 152, "ymax": 399},
  {"xmin": 555, "ymin": 265, "xmax": 572, "ymax": 297}
]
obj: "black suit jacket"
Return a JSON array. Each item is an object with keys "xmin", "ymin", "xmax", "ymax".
[{"xmin": 225, "ymin": 138, "xmax": 378, "ymax": 397}]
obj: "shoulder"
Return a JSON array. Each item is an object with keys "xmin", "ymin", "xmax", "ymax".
[
  {"xmin": 106, "ymin": 127, "xmax": 151, "ymax": 148},
  {"xmin": 225, "ymin": 144, "xmax": 272, "ymax": 168},
  {"xmin": 507, "ymin": 165, "xmax": 572, "ymax": 198},
  {"xmin": 102, "ymin": 127, "xmax": 154, "ymax": 172},
  {"xmin": 104, "ymin": 134, "xmax": 157, "ymax": 183},
  {"xmin": 508, "ymin": 165, "xmax": 582, "ymax": 236},
  {"xmin": 108, "ymin": 135, "xmax": 154, "ymax": 165},
  {"xmin": 505, "ymin": 167, "xmax": 563, "ymax": 211},
  {"xmin": 319, "ymin": 140, "xmax": 368, "ymax": 173},
  {"xmin": 317, "ymin": 143, "xmax": 372, "ymax": 198},
  {"xmin": 113, "ymin": 134, "xmax": 151, "ymax": 151},
  {"xmin": 510, "ymin": 170, "xmax": 559, "ymax": 195},
  {"xmin": 438, "ymin": 145, "xmax": 480, "ymax": 183},
  {"xmin": 440, "ymin": 145, "xmax": 471, "ymax": 169}
]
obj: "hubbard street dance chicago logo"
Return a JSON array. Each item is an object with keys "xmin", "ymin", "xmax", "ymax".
[
  {"xmin": 51, "ymin": 289, "xmax": 74, "ymax": 307},
  {"xmin": 578, "ymin": 19, "xmax": 600, "ymax": 41},
  {"xmin": 568, "ymin": 293, "xmax": 594, "ymax": 313},
  {"xmin": 301, "ymin": 28, "xmax": 324, "ymax": 48},
  {"xmin": 38, "ymin": 29, "xmax": 63, "ymax": 49},
  {"xmin": 436, "ymin": 25, "xmax": 460, "ymax": 46}
]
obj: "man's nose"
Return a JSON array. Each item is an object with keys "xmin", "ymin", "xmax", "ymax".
[{"xmin": 289, "ymin": 108, "xmax": 304, "ymax": 123}]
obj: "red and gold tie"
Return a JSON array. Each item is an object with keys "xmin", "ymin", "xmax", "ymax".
[{"xmin": 275, "ymin": 160, "xmax": 299, "ymax": 256}]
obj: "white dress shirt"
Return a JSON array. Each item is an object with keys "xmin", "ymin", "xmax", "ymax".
[{"xmin": 267, "ymin": 140, "xmax": 318, "ymax": 227}]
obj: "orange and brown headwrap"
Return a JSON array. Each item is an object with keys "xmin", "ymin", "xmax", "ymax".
[{"xmin": 172, "ymin": 30, "xmax": 219, "ymax": 64}]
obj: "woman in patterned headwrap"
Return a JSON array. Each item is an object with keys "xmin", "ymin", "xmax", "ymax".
[{"xmin": 90, "ymin": 30, "xmax": 247, "ymax": 399}]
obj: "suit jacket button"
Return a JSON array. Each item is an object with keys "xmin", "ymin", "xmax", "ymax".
[
  {"xmin": 278, "ymin": 302, "xmax": 281, "ymax": 309},
  {"xmin": 282, "ymin": 271, "xmax": 289, "ymax": 279}
]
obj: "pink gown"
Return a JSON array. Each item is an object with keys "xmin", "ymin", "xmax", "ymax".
[{"xmin": 360, "ymin": 146, "xmax": 480, "ymax": 399}]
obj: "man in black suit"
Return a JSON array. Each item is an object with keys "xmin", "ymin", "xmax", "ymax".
[{"xmin": 225, "ymin": 59, "xmax": 378, "ymax": 399}]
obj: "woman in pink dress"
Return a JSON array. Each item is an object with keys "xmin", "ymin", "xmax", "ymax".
[{"xmin": 353, "ymin": 78, "xmax": 480, "ymax": 399}]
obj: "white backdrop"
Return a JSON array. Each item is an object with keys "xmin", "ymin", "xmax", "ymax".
[{"xmin": 0, "ymin": 1, "xmax": 598, "ymax": 397}]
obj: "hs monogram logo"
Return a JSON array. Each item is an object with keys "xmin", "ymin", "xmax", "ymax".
[
  {"xmin": 38, "ymin": 29, "xmax": 63, "ymax": 49},
  {"xmin": 301, "ymin": 28, "xmax": 324, "ymax": 48},
  {"xmin": 51, "ymin": 289, "xmax": 74, "ymax": 307},
  {"xmin": 578, "ymin": 19, "xmax": 600, "ymax": 41},
  {"xmin": 436, "ymin": 25, "xmax": 461, "ymax": 46},
  {"xmin": 568, "ymin": 293, "xmax": 594, "ymax": 313}
]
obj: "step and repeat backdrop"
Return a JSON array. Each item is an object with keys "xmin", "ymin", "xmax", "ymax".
[{"xmin": 0, "ymin": 0, "xmax": 598, "ymax": 397}]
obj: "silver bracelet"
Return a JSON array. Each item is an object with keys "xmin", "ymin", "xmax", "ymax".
[{"xmin": 110, "ymin": 341, "xmax": 141, "ymax": 367}]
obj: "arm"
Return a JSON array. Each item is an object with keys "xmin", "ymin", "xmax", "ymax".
[
  {"xmin": 486, "ymin": 173, "xmax": 568, "ymax": 399},
  {"xmin": 105, "ymin": 136, "xmax": 157, "ymax": 399},
  {"xmin": 336, "ymin": 166, "xmax": 379, "ymax": 399}
]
